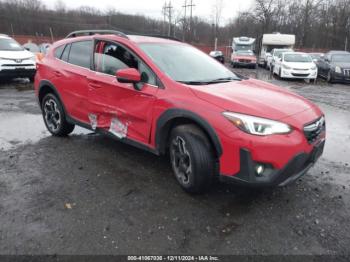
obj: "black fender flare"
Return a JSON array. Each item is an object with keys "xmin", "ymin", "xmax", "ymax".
[
  {"xmin": 38, "ymin": 80, "xmax": 66, "ymax": 110},
  {"xmin": 155, "ymin": 108, "xmax": 223, "ymax": 157}
]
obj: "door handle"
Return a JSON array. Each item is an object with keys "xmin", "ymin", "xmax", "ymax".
[
  {"xmin": 88, "ymin": 81, "xmax": 102, "ymax": 89},
  {"xmin": 54, "ymin": 71, "xmax": 62, "ymax": 77}
]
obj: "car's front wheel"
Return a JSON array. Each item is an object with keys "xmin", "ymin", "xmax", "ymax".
[
  {"xmin": 41, "ymin": 93, "xmax": 75, "ymax": 136},
  {"xmin": 327, "ymin": 71, "xmax": 333, "ymax": 83},
  {"xmin": 169, "ymin": 125, "xmax": 215, "ymax": 194}
]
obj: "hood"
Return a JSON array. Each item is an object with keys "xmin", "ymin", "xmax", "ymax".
[
  {"xmin": 189, "ymin": 78, "xmax": 316, "ymax": 120},
  {"xmin": 331, "ymin": 62, "xmax": 350, "ymax": 68},
  {"xmin": 283, "ymin": 62, "xmax": 315, "ymax": 69},
  {"xmin": 0, "ymin": 50, "xmax": 34, "ymax": 60}
]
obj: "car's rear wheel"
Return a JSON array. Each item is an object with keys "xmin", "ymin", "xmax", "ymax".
[
  {"xmin": 169, "ymin": 125, "xmax": 215, "ymax": 194},
  {"xmin": 41, "ymin": 93, "xmax": 75, "ymax": 136}
]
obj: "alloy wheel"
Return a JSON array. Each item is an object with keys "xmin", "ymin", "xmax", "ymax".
[
  {"xmin": 43, "ymin": 98, "xmax": 61, "ymax": 132},
  {"xmin": 170, "ymin": 136, "xmax": 192, "ymax": 185}
]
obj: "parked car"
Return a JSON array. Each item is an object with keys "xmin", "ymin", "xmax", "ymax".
[
  {"xmin": 316, "ymin": 51, "xmax": 350, "ymax": 83},
  {"xmin": 209, "ymin": 50, "xmax": 225, "ymax": 64},
  {"xmin": 231, "ymin": 50, "xmax": 257, "ymax": 68},
  {"xmin": 273, "ymin": 52, "xmax": 317, "ymax": 80},
  {"xmin": 35, "ymin": 30, "xmax": 325, "ymax": 193},
  {"xmin": 0, "ymin": 34, "xmax": 36, "ymax": 81},
  {"xmin": 267, "ymin": 48, "xmax": 294, "ymax": 71},
  {"xmin": 309, "ymin": 52, "xmax": 324, "ymax": 63}
]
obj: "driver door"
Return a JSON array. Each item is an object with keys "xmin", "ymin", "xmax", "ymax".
[{"xmin": 86, "ymin": 40, "xmax": 159, "ymax": 145}]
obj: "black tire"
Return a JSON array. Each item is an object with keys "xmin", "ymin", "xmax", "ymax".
[
  {"xmin": 327, "ymin": 71, "xmax": 333, "ymax": 83},
  {"xmin": 169, "ymin": 125, "xmax": 216, "ymax": 194},
  {"xmin": 41, "ymin": 93, "xmax": 75, "ymax": 136}
]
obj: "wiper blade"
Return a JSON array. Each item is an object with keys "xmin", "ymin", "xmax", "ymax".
[
  {"xmin": 178, "ymin": 77, "xmax": 240, "ymax": 85},
  {"xmin": 209, "ymin": 77, "xmax": 241, "ymax": 82}
]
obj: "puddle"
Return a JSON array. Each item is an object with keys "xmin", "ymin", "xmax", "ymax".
[
  {"xmin": 0, "ymin": 112, "xmax": 90, "ymax": 151},
  {"xmin": 319, "ymin": 104, "xmax": 350, "ymax": 165}
]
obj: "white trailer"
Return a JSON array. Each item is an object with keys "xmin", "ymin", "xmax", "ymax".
[
  {"xmin": 257, "ymin": 33, "xmax": 295, "ymax": 67},
  {"xmin": 232, "ymin": 37, "xmax": 256, "ymax": 52}
]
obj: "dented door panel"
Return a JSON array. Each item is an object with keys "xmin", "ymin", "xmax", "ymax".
[{"xmin": 87, "ymin": 72, "xmax": 158, "ymax": 145}]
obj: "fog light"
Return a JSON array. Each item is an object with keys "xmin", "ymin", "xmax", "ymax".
[{"xmin": 255, "ymin": 164, "xmax": 265, "ymax": 176}]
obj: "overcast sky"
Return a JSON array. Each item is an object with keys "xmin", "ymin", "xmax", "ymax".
[{"xmin": 42, "ymin": 0, "xmax": 254, "ymax": 24}]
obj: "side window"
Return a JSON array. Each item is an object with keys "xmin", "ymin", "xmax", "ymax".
[
  {"xmin": 94, "ymin": 40, "xmax": 157, "ymax": 86},
  {"xmin": 61, "ymin": 44, "xmax": 70, "ymax": 62},
  {"xmin": 68, "ymin": 41, "xmax": 92, "ymax": 69},
  {"xmin": 54, "ymin": 45, "xmax": 64, "ymax": 59}
]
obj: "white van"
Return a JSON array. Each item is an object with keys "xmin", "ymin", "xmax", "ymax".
[
  {"xmin": 0, "ymin": 34, "xmax": 36, "ymax": 81},
  {"xmin": 256, "ymin": 33, "xmax": 295, "ymax": 68}
]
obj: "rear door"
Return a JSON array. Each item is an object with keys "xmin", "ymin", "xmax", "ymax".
[
  {"xmin": 52, "ymin": 40, "xmax": 93, "ymax": 123},
  {"xmin": 86, "ymin": 40, "xmax": 158, "ymax": 145}
]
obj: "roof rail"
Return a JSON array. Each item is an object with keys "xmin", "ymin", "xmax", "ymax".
[
  {"xmin": 135, "ymin": 34, "xmax": 182, "ymax": 42},
  {"xmin": 65, "ymin": 30, "xmax": 129, "ymax": 39}
]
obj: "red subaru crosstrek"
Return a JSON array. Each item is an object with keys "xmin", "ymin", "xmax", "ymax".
[{"xmin": 35, "ymin": 30, "xmax": 326, "ymax": 193}]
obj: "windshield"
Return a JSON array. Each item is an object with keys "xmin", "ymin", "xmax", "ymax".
[
  {"xmin": 284, "ymin": 53, "xmax": 312, "ymax": 62},
  {"xmin": 274, "ymin": 50, "xmax": 291, "ymax": 57},
  {"xmin": 235, "ymin": 45, "xmax": 252, "ymax": 51},
  {"xmin": 235, "ymin": 51, "xmax": 254, "ymax": 56},
  {"xmin": 140, "ymin": 43, "xmax": 240, "ymax": 84},
  {"xmin": 0, "ymin": 38, "xmax": 23, "ymax": 51},
  {"xmin": 332, "ymin": 54, "xmax": 350, "ymax": 63}
]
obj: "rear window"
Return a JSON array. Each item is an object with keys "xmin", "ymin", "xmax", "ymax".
[
  {"xmin": 68, "ymin": 41, "xmax": 92, "ymax": 69},
  {"xmin": 61, "ymin": 44, "xmax": 71, "ymax": 62},
  {"xmin": 54, "ymin": 45, "xmax": 65, "ymax": 59}
]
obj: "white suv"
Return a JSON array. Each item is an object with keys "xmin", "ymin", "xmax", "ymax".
[{"xmin": 0, "ymin": 34, "xmax": 36, "ymax": 81}]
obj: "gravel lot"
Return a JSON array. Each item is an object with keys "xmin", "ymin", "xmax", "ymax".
[{"xmin": 0, "ymin": 68, "xmax": 349, "ymax": 256}]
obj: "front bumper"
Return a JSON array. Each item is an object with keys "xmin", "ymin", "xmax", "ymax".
[
  {"xmin": 331, "ymin": 71, "xmax": 350, "ymax": 83},
  {"xmin": 0, "ymin": 68, "xmax": 36, "ymax": 78},
  {"xmin": 280, "ymin": 68, "xmax": 317, "ymax": 79},
  {"xmin": 233, "ymin": 61, "xmax": 256, "ymax": 67},
  {"xmin": 220, "ymin": 140, "xmax": 325, "ymax": 187}
]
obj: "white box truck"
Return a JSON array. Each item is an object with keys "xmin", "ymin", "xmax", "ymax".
[{"xmin": 256, "ymin": 33, "xmax": 295, "ymax": 67}]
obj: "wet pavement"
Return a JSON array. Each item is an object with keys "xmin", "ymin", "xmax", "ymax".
[{"xmin": 0, "ymin": 71, "xmax": 350, "ymax": 255}]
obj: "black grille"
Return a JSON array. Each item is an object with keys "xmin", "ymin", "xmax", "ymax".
[
  {"xmin": 292, "ymin": 73, "xmax": 309, "ymax": 77},
  {"xmin": 344, "ymin": 69, "xmax": 350, "ymax": 77},
  {"xmin": 1, "ymin": 64, "xmax": 34, "ymax": 67},
  {"xmin": 303, "ymin": 117, "xmax": 325, "ymax": 144},
  {"xmin": 239, "ymin": 59, "xmax": 251, "ymax": 63}
]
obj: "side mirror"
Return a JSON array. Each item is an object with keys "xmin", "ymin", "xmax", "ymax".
[{"xmin": 116, "ymin": 68, "xmax": 141, "ymax": 84}]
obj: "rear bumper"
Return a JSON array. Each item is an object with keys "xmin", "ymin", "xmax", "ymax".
[{"xmin": 220, "ymin": 140, "xmax": 325, "ymax": 187}]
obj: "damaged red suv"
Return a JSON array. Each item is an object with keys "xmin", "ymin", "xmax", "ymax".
[{"xmin": 35, "ymin": 30, "xmax": 326, "ymax": 193}]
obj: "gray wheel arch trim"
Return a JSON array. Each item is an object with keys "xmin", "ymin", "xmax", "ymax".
[{"xmin": 155, "ymin": 108, "xmax": 223, "ymax": 157}]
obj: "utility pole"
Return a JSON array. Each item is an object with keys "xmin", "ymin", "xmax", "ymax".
[
  {"xmin": 182, "ymin": 0, "xmax": 187, "ymax": 41},
  {"xmin": 182, "ymin": 0, "xmax": 195, "ymax": 42},
  {"xmin": 163, "ymin": 1, "xmax": 173, "ymax": 37}
]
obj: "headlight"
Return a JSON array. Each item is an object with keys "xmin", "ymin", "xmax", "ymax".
[
  {"xmin": 334, "ymin": 66, "xmax": 342, "ymax": 73},
  {"xmin": 311, "ymin": 66, "xmax": 317, "ymax": 70},
  {"xmin": 282, "ymin": 64, "xmax": 292, "ymax": 70},
  {"xmin": 223, "ymin": 112, "xmax": 292, "ymax": 136}
]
